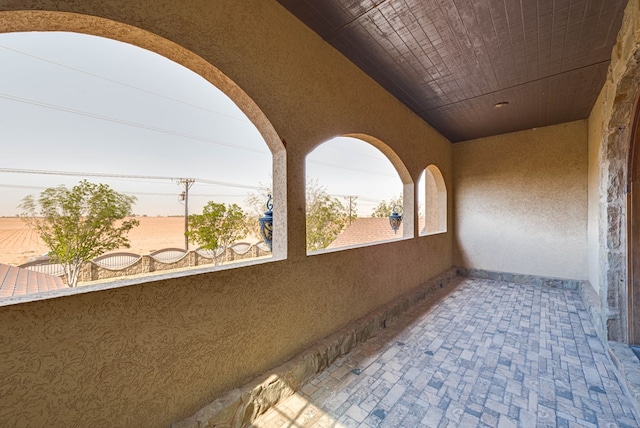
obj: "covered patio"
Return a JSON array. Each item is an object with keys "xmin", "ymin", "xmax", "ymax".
[{"xmin": 2, "ymin": 1, "xmax": 640, "ymax": 427}]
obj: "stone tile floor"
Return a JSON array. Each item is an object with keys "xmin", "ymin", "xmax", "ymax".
[{"xmin": 251, "ymin": 278, "xmax": 640, "ymax": 427}]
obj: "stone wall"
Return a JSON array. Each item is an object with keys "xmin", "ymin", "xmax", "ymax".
[
  {"xmin": 589, "ymin": 0, "xmax": 640, "ymax": 342},
  {"xmin": 22, "ymin": 245, "xmax": 271, "ymax": 285},
  {"xmin": 173, "ymin": 268, "xmax": 459, "ymax": 428},
  {"xmin": 81, "ymin": 246, "xmax": 270, "ymax": 283}
]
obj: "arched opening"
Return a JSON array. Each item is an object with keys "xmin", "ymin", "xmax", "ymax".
[
  {"xmin": 305, "ymin": 134, "xmax": 413, "ymax": 253},
  {"xmin": 418, "ymin": 164, "xmax": 447, "ymax": 235},
  {"xmin": 0, "ymin": 12, "xmax": 286, "ymax": 295}
]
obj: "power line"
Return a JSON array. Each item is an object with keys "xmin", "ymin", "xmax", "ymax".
[
  {"xmin": 0, "ymin": 181, "xmax": 389, "ymax": 203},
  {"xmin": 322, "ymin": 141, "xmax": 390, "ymax": 162},
  {"xmin": 0, "ymin": 168, "xmax": 267, "ymax": 191},
  {"xmin": 0, "ymin": 47, "xmax": 403, "ymax": 180},
  {"xmin": 0, "ymin": 168, "xmax": 390, "ymax": 198},
  {"xmin": 0, "ymin": 45, "xmax": 251, "ymax": 124},
  {"xmin": 189, "ymin": 193, "xmax": 246, "ymax": 198},
  {"xmin": 0, "ymin": 181, "xmax": 386, "ymax": 202},
  {"xmin": 307, "ymin": 159, "xmax": 397, "ymax": 177},
  {"xmin": 1, "ymin": 93, "xmax": 402, "ymax": 178},
  {"xmin": 0, "ymin": 183, "xmax": 43, "ymax": 191},
  {"xmin": 0, "ymin": 92, "xmax": 269, "ymax": 155},
  {"xmin": 0, "ymin": 183, "xmax": 247, "ymax": 198},
  {"xmin": 0, "ymin": 167, "xmax": 179, "ymax": 181},
  {"xmin": 331, "ymin": 194, "xmax": 382, "ymax": 203},
  {"xmin": 0, "ymin": 93, "xmax": 399, "ymax": 178},
  {"xmin": 126, "ymin": 191, "xmax": 247, "ymax": 198},
  {"xmin": 188, "ymin": 178, "xmax": 265, "ymax": 191}
]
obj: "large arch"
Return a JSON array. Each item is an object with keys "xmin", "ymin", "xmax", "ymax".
[{"xmin": 0, "ymin": 10, "xmax": 288, "ymax": 259}]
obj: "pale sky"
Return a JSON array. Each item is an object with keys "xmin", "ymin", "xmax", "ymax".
[{"xmin": 0, "ymin": 31, "xmax": 404, "ymax": 217}]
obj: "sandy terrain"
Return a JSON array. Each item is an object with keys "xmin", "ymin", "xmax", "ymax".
[{"xmin": 0, "ymin": 217, "xmax": 186, "ymax": 265}]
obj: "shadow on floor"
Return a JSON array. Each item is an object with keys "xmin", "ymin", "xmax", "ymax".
[{"xmin": 252, "ymin": 278, "xmax": 640, "ymax": 427}]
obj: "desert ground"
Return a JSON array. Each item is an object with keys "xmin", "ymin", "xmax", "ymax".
[{"xmin": 0, "ymin": 216, "xmax": 186, "ymax": 266}]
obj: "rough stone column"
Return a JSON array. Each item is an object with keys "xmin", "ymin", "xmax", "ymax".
[
  {"xmin": 79, "ymin": 262, "xmax": 92, "ymax": 283},
  {"xmin": 600, "ymin": 123, "xmax": 630, "ymax": 341},
  {"xmin": 596, "ymin": 0, "xmax": 640, "ymax": 341},
  {"xmin": 593, "ymin": 0, "xmax": 640, "ymax": 343}
]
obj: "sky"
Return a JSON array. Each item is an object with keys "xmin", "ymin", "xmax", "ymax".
[{"xmin": 0, "ymin": 31, "xmax": 406, "ymax": 217}]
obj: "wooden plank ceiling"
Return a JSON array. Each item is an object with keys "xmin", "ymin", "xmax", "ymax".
[{"xmin": 276, "ymin": 0, "xmax": 627, "ymax": 142}]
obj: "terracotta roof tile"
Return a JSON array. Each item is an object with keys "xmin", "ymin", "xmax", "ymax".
[
  {"xmin": 0, "ymin": 263, "xmax": 66, "ymax": 298},
  {"xmin": 327, "ymin": 218, "xmax": 403, "ymax": 249}
]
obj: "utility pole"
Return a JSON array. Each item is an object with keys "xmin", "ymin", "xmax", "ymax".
[
  {"xmin": 178, "ymin": 178, "xmax": 195, "ymax": 250},
  {"xmin": 345, "ymin": 195, "xmax": 358, "ymax": 225}
]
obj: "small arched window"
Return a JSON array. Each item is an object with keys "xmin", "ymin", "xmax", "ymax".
[
  {"xmin": 305, "ymin": 135, "xmax": 411, "ymax": 253},
  {"xmin": 418, "ymin": 165, "xmax": 447, "ymax": 235}
]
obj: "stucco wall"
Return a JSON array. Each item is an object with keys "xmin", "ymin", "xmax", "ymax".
[
  {"xmin": 0, "ymin": 2, "xmax": 453, "ymax": 427},
  {"xmin": 588, "ymin": 89, "xmax": 606, "ymax": 294},
  {"xmin": 454, "ymin": 121, "xmax": 589, "ymax": 280}
]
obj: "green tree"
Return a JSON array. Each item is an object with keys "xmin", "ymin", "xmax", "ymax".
[
  {"xmin": 371, "ymin": 195, "xmax": 403, "ymax": 218},
  {"xmin": 186, "ymin": 201, "xmax": 248, "ymax": 264},
  {"xmin": 20, "ymin": 180, "xmax": 139, "ymax": 287},
  {"xmin": 246, "ymin": 181, "xmax": 352, "ymax": 252},
  {"xmin": 306, "ymin": 180, "xmax": 349, "ymax": 252}
]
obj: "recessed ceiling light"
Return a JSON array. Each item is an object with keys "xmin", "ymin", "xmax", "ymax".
[{"xmin": 494, "ymin": 101, "xmax": 509, "ymax": 108}]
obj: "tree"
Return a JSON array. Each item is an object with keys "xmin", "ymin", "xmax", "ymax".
[
  {"xmin": 186, "ymin": 201, "xmax": 248, "ymax": 265},
  {"xmin": 306, "ymin": 180, "xmax": 349, "ymax": 252},
  {"xmin": 371, "ymin": 194, "xmax": 403, "ymax": 218},
  {"xmin": 20, "ymin": 180, "xmax": 139, "ymax": 287},
  {"xmin": 245, "ymin": 183, "xmax": 272, "ymax": 218},
  {"xmin": 246, "ymin": 180, "xmax": 352, "ymax": 252},
  {"xmin": 245, "ymin": 187, "xmax": 271, "ymax": 240}
]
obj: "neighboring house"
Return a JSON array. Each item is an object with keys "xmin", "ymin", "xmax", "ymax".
[
  {"xmin": 0, "ymin": 263, "xmax": 66, "ymax": 298},
  {"xmin": 327, "ymin": 218, "xmax": 404, "ymax": 249}
]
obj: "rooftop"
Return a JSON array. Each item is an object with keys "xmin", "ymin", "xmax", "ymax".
[
  {"xmin": 0, "ymin": 263, "xmax": 66, "ymax": 298},
  {"xmin": 327, "ymin": 218, "xmax": 405, "ymax": 249}
]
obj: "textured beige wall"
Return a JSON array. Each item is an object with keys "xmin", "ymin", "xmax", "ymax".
[
  {"xmin": 454, "ymin": 121, "xmax": 589, "ymax": 280},
  {"xmin": 0, "ymin": 2, "xmax": 452, "ymax": 427},
  {"xmin": 588, "ymin": 89, "xmax": 606, "ymax": 294}
]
